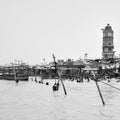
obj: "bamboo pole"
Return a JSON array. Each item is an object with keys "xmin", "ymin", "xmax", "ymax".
[
  {"xmin": 92, "ymin": 71, "xmax": 105, "ymax": 105},
  {"xmin": 95, "ymin": 81, "xmax": 105, "ymax": 105},
  {"xmin": 35, "ymin": 69, "xmax": 37, "ymax": 82},
  {"xmin": 60, "ymin": 78, "xmax": 67, "ymax": 95},
  {"xmin": 52, "ymin": 54, "xmax": 67, "ymax": 95},
  {"xmin": 12, "ymin": 63, "xmax": 18, "ymax": 83}
]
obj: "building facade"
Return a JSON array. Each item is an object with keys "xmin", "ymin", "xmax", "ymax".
[{"xmin": 102, "ymin": 24, "xmax": 115, "ymax": 59}]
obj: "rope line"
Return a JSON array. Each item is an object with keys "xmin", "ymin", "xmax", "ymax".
[{"xmin": 101, "ymin": 81, "xmax": 120, "ymax": 91}]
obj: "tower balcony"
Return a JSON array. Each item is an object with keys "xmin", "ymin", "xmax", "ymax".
[
  {"xmin": 102, "ymin": 52, "xmax": 115, "ymax": 59},
  {"xmin": 102, "ymin": 45, "xmax": 114, "ymax": 48},
  {"xmin": 102, "ymin": 51, "xmax": 115, "ymax": 54},
  {"xmin": 103, "ymin": 36, "xmax": 113, "ymax": 39}
]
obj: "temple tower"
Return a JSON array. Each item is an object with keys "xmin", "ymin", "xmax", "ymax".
[{"xmin": 102, "ymin": 24, "xmax": 115, "ymax": 59}]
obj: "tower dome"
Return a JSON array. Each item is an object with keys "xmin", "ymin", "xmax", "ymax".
[{"xmin": 105, "ymin": 24, "xmax": 112, "ymax": 30}]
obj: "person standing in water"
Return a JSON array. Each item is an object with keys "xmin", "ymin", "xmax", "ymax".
[{"xmin": 15, "ymin": 79, "xmax": 19, "ymax": 84}]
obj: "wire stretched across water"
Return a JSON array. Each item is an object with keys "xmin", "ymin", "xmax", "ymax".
[
  {"xmin": 100, "ymin": 80, "xmax": 120, "ymax": 91},
  {"xmin": 89, "ymin": 71, "xmax": 120, "ymax": 91}
]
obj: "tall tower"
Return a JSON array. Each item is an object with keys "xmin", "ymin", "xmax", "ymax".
[{"xmin": 102, "ymin": 24, "xmax": 115, "ymax": 59}]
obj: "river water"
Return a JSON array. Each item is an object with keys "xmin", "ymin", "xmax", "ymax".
[{"xmin": 0, "ymin": 77, "xmax": 120, "ymax": 120}]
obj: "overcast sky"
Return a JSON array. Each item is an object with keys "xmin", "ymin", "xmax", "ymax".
[{"xmin": 0, "ymin": 0, "xmax": 120, "ymax": 65}]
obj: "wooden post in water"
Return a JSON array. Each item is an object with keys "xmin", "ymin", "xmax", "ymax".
[
  {"xmin": 95, "ymin": 80, "xmax": 105, "ymax": 105},
  {"xmin": 92, "ymin": 71, "xmax": 105, "ymax": 106},
  {"xmin": 12, "ymin": 63, "xmax": 18, "ymax": 83},
  {"xmin": 35, "ymin": 68, "xmax": 37, "ymax": 82},
  {"xmin": 52, "ymin": 54, "xmax": 67, "ymax": 95},
  {"xmin": 58, "ymin": 67, "xmax": 67, "ymax": 95},
  {"xmin": 60, "ymin": 77, "xmax": 67, "ymax": 95}
]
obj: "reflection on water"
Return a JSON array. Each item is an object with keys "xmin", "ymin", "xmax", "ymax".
[{"xmin": 0, "ymin": 78, "xmax": 120, "ymax": 120}]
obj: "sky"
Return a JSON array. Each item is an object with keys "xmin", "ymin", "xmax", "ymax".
[{"xmin": 0, "ymin": 0, "xmax": 120, "ymax": 65}]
